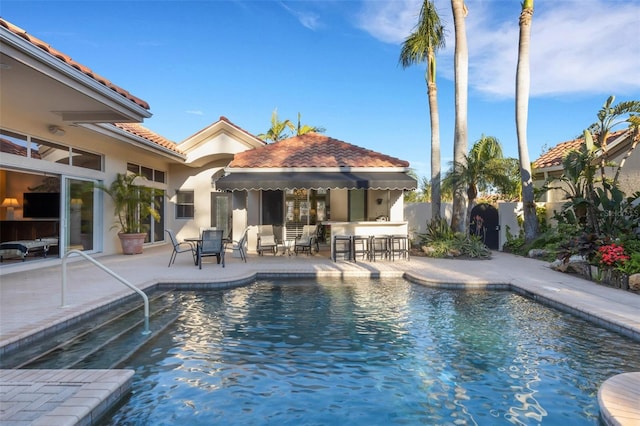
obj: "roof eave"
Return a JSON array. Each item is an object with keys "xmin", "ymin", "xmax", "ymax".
[
  {"xmin": 83, "ymin": 123, "xmax": 186, "ymax": 162},
  {"xmin": 224, "ymin": 166, "xmax": 412, "ymax": 173},
  {"xmin": 0, "ymin": 26, "xmax": 152, "ymax": 123}
]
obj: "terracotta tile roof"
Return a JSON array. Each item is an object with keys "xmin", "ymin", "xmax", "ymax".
[
  {"xmin": 0, "ymin": 18, "xmax": 150, "ymax": 110},
  {"xmin": 533, "ymin": 130, "xmax": 628, "ymax": 169},
  {"xmin": 113, "ymin": 123, "xmax": 184, "ymax": 155},
  {"xmin": 228, "ymin": 133, "xmax": 410, "ymax": 168},
  {"xmin": 1, "ymin": 137, "xmax": 33, "ymax": 158}
]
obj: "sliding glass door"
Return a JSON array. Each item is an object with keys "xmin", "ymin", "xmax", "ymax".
[{"xmin": 64, "ymin": 177, "xmax": 97, "ymax": 253}]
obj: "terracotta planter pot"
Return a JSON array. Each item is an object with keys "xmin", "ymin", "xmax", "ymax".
[{"xmin": 118, "ymin": 232, "xmax": 146, "ymax": 255}]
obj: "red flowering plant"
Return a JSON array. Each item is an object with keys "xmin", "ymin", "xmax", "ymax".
[{"xmin": 595, "ymin": 243, "xmax": 629, "ymax": 271}]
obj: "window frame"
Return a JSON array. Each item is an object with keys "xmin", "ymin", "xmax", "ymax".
[{"xmin": 175, "ymin": 190, "xmax": 195, "ymax": 219}]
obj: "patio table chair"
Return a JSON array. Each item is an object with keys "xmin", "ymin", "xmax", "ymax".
[
  {"xmin": 232, "ymin": 227, "xmax": 249, "ymax": 262},
  {"xmin": 294, "ymin": 224, "xmax": 319, "ymax": 255},
  {"xmin": 199, "ymin": 229, "xmax": 226, "ymax": 269},
  {"xmin": 257, "ymin": 225, "xmax": 278, "ymax": 256},
  {"xmin": 165, "ymin": 229, "xmax": 196, "ymax": 267}
]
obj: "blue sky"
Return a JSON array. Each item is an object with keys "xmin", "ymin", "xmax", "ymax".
[{"xmin": 3, "ymin": 0, "xmax": 639, "ymax": 181}]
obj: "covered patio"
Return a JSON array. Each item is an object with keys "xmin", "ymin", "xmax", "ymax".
[{"xmin": 214, "ymin": 132, "xmax": 417, "ymax": 257}]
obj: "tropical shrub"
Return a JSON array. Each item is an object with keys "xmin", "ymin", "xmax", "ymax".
[
  {"xmin": 617, "ymin": 252, "xmax": 640, "ymax": 275},
  {"xmin": 418, "ymin": 218, "xmax": 491, "ymax": 259},
  {"xmin": 557, "ymin": 232, "xmax": 600, "ymax": 264}
]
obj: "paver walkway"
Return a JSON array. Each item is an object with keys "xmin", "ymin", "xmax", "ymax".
[{"xmin": 1, "ymin": 245, "xmax": 639, "ymax": 425}]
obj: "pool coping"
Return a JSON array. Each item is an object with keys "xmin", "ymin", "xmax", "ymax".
[
  {"xmin": 0, "ymin": 369, "xmax": 133, "ymax": 426},
  {"xmin": 1, "ymin": 252, "xmax": 639, "ymax": 425}
]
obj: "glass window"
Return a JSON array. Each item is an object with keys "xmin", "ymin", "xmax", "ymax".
[
  {"xmin": 0, "ymin": 129, "xmax": 28, "ymax": 158},
  {"xmin": 32, "ymin": 138, "xmax": 69, "ymax": 164},
  {"xmin": 71, "ymin": 148, "xmax": 102, "ymax": 171},
  {"xmin": 1, "ymin": 129, "xmax": 104, "ymax": 171},
  {"xmin": 127, "ymin": 163, "xmax": 164, "ymax": 183},
  {"xmin": 348, "ymin": 190, "xmax": 366, "ymax": 222},
  {"xmin": 141, "ymin": 166, "xmax": 153, "ymax": 180},
  {"xmin": 127, "ymin": 163, "xmax": 140, "ymax": 174},
  {"xmin": 154, "ymin": 170, "xmax": 165, "ymax": 183},
  {"xmin": 176, "ymin": 190, "xmax": 194, "ymax": 219}
]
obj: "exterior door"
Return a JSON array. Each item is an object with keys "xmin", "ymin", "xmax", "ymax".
[
  {"xmin": 261, "ymin": 190, "xmax": 284, "ymax": 226},
  {"xmin": 470, "ymin": 203, "xmax": 499, "ymax": 250},
  {"xmin": 64, "ymin": 177, "xmax": 97, "ymax": 253},
  {"xmin": 211, "ymin": 192, "xmax": 232, "ymax": 239}
]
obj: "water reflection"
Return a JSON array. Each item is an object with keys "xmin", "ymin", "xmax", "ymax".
[{"xmin": 107, "ymin": 279, "xmax": 640, "ymax": 425}]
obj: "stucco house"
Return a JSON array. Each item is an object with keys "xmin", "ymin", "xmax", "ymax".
[
  {"xmin": 532, "ymin": 129, "xmax": 640, "ymax": 210},
  {"xmin": 0, "ymin": 18, "xmax": 416, "ymax": 265},
  {"xmin": 215, "ymin": 132, "xmax": 417, "ymax": 252}
]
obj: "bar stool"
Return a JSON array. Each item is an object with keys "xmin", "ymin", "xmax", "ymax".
[
  {"xmin": 333, "ymin": 235, "xmax": 352, "ymax": 261},
  {"xmin": 370, "ymin": 235, "xmax": 389, "ymax": 261},
  {"xmin": 352, "ymin": 235, "xmax": 370, "ymax": 262},
  {"xmin": 389, "ymin": 234, "xmax": 410, "ymax": 261}
]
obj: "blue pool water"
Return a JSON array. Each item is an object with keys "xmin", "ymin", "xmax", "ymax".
[{"xmin": 103, "ymin": 278, "xmax": 640, "ymax": 425}]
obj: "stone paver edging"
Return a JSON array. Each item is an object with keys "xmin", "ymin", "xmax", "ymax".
[
  {"xmin": 598, "ymin": 372, "xmax": 640, "ymax": 426},
  {"xmin": 0, "ymin": 369, "xmax": 133, "ymax": 425}
]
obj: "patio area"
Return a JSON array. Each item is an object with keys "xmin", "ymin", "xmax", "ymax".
[{"xmin": 1, "ymin": 244, "xmax": 639, "ymax": 425}]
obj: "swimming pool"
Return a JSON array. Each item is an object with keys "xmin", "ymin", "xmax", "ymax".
[{"xmin": 102, "ymin": 278, "xmax": 640, "ymax": 425}]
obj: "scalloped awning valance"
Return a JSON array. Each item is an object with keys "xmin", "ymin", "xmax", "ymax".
[{"xmin": 215, "ymin": 171, "xmax": 417, "ymax": 191}]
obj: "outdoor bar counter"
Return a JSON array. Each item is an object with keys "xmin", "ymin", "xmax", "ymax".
[{"xmin": 323, "ymin": 221, "xmax": 409, "ymax": 260}]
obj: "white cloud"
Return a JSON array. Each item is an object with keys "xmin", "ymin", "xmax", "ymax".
[
  {"xmin": 280, "ymin": 2, "xmax": 322, "ymax": 30},
  {"xmin": 356, "ymin": 0, "xmax": 640, "ymax": 98},
  {"xmin": 186, "ymin": 110, "xmax": 204, "ymax": 116},
  {"xmin": 355, "ymin": 0, "xmax": 423, "ymax": 43}
]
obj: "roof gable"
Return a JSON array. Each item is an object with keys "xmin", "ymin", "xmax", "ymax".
[
  {"xmin": 229, "ymin": 133, "xmax": 410, "ymax": 169},
  {"xmin": 533, "ymin": 130, "xmax": 630, "ymax": 170},
  {"xmin": 179, "ymin": 116, "xmax": 266, "ymax": 167}
]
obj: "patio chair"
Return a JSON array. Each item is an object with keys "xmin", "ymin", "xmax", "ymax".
[
  {"xmin": 257, "ymin": 225, "xmax": 278, "ymax": 256},
  {"xmin": 198, "ymin": 229, "xmax": 226, "ymax": 269},
  {"xmin": 231, "ymin": 227, "xmax": 249, "ymax": 262},
  {"xmin": 165, "ymin": 229, "xmax": 196, "ymax": 267},
  {"xmin": 294, "ymin": 224, "xmax": 319, "ymax": 255}
]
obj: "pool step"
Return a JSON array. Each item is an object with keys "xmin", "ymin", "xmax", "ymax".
[
  {"xmin": 68, "ymin": 309, "xmax": 181, "ymax": 369},
  {"xmin": 0, "ymin": 290, "xmax": 182, "ymax": 369}
]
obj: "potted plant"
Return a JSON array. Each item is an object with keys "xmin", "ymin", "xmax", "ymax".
[{"xmin": 98, "ymin": 173, "xmax": 160, "ymax": 254}]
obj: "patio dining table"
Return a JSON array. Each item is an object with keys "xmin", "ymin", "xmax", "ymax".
[{"xmin": 185, "ymin": 237, "xmax": 230, "ymax": 266}]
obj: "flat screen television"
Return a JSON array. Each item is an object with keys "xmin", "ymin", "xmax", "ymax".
[{"xmin": 23, "ymin": 193, "xmax": 60, "ymax": 218}]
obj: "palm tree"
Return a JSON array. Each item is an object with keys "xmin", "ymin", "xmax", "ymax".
[
  {"xmin": 443, "ymin": 135, "xmax": 507, "ymax": 227},
  {"xmin": 515, "ymin": 0, "xmax": 538, "ymax": 243},
  {"xmin": 498, "ymin": 157, "xmax": 522, "ymax": 201},
  {"xmin": 257, "ymin": 108, "xmax": 295, "ymax": 143},
  {"xmin": 399, "ymin": 0, "xmax": 446, "ymax": 221},
  {"xmin": 295, "ymin": 112, "xmax": 326, "ymax": 135},
  {"xmin": 450, "ymin": 0, "xmax": 469, "ymax": 233},
  {"xmin": 588, "ymin": 95, "xmax": 640, "ymax": 185}
]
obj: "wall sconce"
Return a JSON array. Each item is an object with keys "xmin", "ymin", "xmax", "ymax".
[
  {"xmin": 1, "ymin": 197, "xmax": 20, "ymax": 220},
  {"xmin": 376, "ymin": 198, "xmax": 383, "ymax": 205},
  {"xmin": 48, "ymin": 125, "xmax": 66, "ymax": 136}
]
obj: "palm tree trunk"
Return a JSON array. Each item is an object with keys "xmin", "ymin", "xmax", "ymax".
[
  {"xmin": 451, "ymin": 0, "xmax": 469, "ymax": 233},
  {"xmin": 515, "ymin": 0, "xmax": 538, "ymax": 243},
  {"xmin": 427, "ymin": 52, "xmax": 442, "ymax": 220}
]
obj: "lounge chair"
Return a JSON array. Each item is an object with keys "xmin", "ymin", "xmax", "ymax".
[
  {"xmin": 198, "ymin": 229, "xmax": 226, "ymax": 269},
  {"xmin": 231, "ymin": 227, "xmax": 249, "ymax": 262},
  {"xmin": 165, "ymin": 229, "xmax": 196, "ymax": 267},
  {"xmin": 257, "ymin": 225, "xmax": 278, "ymax": 256},
  {"xmin": 294, "ymin": 224, "xmax": 319, "ymax": 255}
]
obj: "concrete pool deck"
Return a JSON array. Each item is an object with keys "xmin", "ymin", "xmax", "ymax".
[{"xmin": 1, "ymin": 245, "xmax": 639, "ymax": 425}]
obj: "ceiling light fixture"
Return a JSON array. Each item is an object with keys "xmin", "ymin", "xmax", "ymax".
[{"xmin": 48, "ymin": 125, "xmax": 66, "ymax": 136}]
